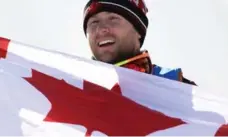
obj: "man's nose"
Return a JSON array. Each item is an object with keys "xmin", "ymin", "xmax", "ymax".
[{"xmin": 96, "ymin": 21, "xmax": 110, "ymax": 35}]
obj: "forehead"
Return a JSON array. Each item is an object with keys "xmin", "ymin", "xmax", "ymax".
[{"xmin": 89, "ymin": 11, "xmax": 123, "ymax": 20}]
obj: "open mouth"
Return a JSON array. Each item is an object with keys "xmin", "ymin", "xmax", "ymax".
[{"xmin": 98, "ymin": 40, "xmax": 115, "ymax": 47}]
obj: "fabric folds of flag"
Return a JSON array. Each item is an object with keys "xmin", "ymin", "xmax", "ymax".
[{"xmin": 0, "ymin": 36, "xmax": 228, "ymax": 136}]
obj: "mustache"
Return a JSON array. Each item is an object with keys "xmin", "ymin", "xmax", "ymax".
[{"xmin": 95, "ymin": 33, "xmax": 115, "ymax": 39}]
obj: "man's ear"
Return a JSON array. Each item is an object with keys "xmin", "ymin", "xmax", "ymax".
[
  {"xmin": 86, "ymin": 32, "xmax": 89, "ymax": 38},
  {"xmin": 137, "ymin": 32, "xmax": 142, "ymax": 47},
  {"xmin": 137, "ymin": 32, "xmax": 141, "ymax": 39}
]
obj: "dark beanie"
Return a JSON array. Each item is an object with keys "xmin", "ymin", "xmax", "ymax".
[{"xmin": 83, "ymin": 0, "xmax": 149, "ymax": 46}]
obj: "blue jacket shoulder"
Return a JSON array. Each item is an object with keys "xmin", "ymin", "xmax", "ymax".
[{"xmin": 152, "ymin": 65, "xmax": 196, "ymax": 85}]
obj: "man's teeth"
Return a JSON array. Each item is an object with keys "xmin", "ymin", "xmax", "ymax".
[{"xmin": 98, "ymin": 40, "xmax": 114, "ymax": 46}]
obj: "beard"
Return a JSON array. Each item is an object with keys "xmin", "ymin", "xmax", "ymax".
[
  {"xmin": 110, "ymin": 50, "xmax": 137, "ymax": 64},
  {"xmin": 105, "ymin": 43, "xmax": 141, "ymax": 64},
  {"xmin": 91, "ymin": 31, "xmax": 141, "ymax": 64}
]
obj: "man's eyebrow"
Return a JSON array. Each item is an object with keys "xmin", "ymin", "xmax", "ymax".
[{"xmin": 88, "ymin": 17, "xmax": 97, "ymax": 23}]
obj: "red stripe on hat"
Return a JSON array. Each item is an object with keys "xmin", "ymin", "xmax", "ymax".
[{"xmin": 0, "ymin": 37, "xmax": 10, "ymax": 59}]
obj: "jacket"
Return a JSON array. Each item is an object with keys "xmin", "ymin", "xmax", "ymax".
[{"xmin": 116, "ymin": 50, "xmax": 197, "ymax": 86}]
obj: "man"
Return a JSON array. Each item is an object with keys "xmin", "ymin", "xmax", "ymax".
[{"xmin": 83, "ymin": 0, "xmax": 196, "ymax": 85}]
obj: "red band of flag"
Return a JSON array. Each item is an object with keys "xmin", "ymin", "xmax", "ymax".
[{"xmin": 0, "ymin": 37, "xmax": 10, "ymax": 59}]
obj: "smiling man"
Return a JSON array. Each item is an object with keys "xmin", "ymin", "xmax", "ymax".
[{"xmin": 83, "ymin": 0, "xmax": 196, "ymax": 85}]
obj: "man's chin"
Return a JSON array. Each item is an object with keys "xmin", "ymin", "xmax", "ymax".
[
  {"xmin": 101, "ymin": 59, "xmax": 116, "ymax": 64},
  {"xmin": 97, "ymin": 56, "xmax": 117, "ymax": 65}
]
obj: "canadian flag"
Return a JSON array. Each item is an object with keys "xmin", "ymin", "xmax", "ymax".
[{"xmin": 0, "ymin": 37, "xmax": 228, "ymax": 136}]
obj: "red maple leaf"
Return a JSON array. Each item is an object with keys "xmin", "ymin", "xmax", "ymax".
[
  {"xmin": 0, "ymin": 37, "xmax": 10, "ymax": 59},
  {"xmin": 215, "ymin": 124, "xmax": 228, "ymax": 136},
  {"xmin": 24, "ymin": 69, "xmax": 186, "ymax": 136}
]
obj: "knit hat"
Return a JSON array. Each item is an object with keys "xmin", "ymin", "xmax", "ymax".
[{"xmin": 83, "ymin": 0, "xmax": 149, "ymax": 46}]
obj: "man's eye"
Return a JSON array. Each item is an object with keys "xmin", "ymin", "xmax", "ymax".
[
  {"xmin": 110, "ymin": 16, "xmax": 119, "ymax": 21},
  {"xmin": 90, "ymin": 20, "xmax": 99, "ymax": 25}
]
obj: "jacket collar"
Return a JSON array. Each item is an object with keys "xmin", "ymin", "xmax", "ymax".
[
  {"xmin": 92, "ymin": 50, "xmax": 153, "ymax": 74},
  {"xmin": 114, "ymin": 50, "xmax": 152, "ymax": 74}
]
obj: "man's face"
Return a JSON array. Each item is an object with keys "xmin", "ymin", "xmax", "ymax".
[{"xmin": 86, "ymin": 11, "xmax": 141, "ymax": 64}]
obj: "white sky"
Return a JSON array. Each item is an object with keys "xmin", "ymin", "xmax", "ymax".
[{"xmin": 0, "ymin": 0, "xmax": 227, "ymax": 93}]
